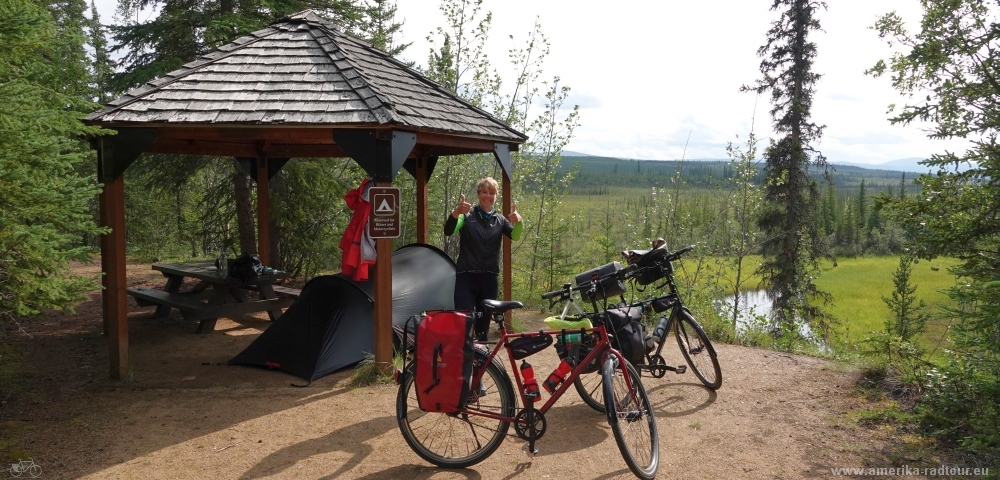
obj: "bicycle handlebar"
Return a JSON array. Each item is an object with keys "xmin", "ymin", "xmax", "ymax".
[
  {"xmin": 669, "ymin": 245, "xmax": 694, "ymax": 260},
  {"xmin": 541, "ymin": 265, "xmax": 635, "ymax": 301}
]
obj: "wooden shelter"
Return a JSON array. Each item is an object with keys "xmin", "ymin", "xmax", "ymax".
[{"xmin": 86, "ymin": 10, "xmax": 526, "ymax": 379}]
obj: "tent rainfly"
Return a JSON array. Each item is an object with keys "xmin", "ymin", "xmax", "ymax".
[{"xmin": 230, "ymin": 244, "xmax": 456, "ymax": 381}]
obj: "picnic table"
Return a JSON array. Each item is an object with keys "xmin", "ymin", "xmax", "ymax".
[{"xmin": 127, "ymin": 261, "xmax": 299, "ymax": 333}]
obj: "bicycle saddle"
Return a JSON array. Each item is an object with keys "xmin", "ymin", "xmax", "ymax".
[{"xmin": 481, "ymin": 299, "xmax": 524, "ymax": 313}]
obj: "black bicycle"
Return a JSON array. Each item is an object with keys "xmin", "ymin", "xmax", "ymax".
[
  {"xmin": 622, "ymin": 244, "xmax": 722, "ymax": 389},
  {"xmin": 544, "ymin": 243, "xmax": 722, "ymax": 413}
]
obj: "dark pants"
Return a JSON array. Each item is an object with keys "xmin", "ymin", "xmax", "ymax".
[{"xmin": 454, "ymin": 272, "xmax": 498, "ymax": 341}]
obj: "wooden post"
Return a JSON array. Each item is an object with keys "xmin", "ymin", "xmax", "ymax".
[
  {"xmin": 101, "ymin": 175, "xmax": 128, "ymax": 379},
  {"xmin": 256, "ymin": 158, "xmax": 270, "ymax": 266},
  {"xmin": 502, "ymin": 173, "xmax": 513, "ymax": 331},
  {"xmin": 374, "ymin": 181, "xmax": 393, "ymax": 370},
  {"xmin": 415, "ymin": 157, "xmax": 428, "ymax": 244}
]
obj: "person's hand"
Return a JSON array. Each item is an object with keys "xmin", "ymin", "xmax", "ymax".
[
  {"xmin": 452, "ymin": 194, "xmax": 472, "ymax": 218},
  {"xmin": 507, "ymin": 201, "xmax": 522, "ymax": 224}
]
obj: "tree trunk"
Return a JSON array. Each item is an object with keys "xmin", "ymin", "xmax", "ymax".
[
  {"xmin": 269, "ymin": 217, "xmax": 281, "ymax": 269},
  {"xmin": 232, "ymin": 159, "xmax": 256, "ymax": 254}
]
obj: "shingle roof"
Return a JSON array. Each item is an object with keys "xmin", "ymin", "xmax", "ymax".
[{"xmin": 86, "ymin": 10, "xmax": 526, "ymax": 143}]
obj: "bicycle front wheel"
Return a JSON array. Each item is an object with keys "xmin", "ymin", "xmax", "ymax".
[
  {"xmin": 602, "ymin": 354, "xmax": 658, "ymax": 479},
  {"xmin": 396, "ymin": 351, "xmax": 514, "ymax": 468},
  {"xmin": 674, "ymin": 309, "xmax": 722, "ymax": 390}
]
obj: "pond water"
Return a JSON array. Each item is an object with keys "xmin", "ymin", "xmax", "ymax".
[{"xmin": 717, "ymin": 290, "xmax": 818, "ymax": 340}]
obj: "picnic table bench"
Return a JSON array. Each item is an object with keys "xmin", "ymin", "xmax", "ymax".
[{"xmin": 127, "ymin": 261, "xmax": 296, "ymax": 333}]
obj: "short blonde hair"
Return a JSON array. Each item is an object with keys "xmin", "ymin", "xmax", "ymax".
[{"xmin": 476, "ymin": 177, "xmax": 499, "ymax": 194}]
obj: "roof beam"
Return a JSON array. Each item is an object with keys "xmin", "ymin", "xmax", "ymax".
[
  {"xmin": 94, "ymin": 128, "xmax": 158, "ymax": 181},
  {"xmin": 332, "ymin": 129, "xmax": 416, "ymax": 182}
]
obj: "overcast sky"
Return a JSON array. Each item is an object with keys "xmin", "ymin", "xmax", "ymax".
[{"xmin": 92, "ymin": 0, "xmax": 971, "ymax": 165}]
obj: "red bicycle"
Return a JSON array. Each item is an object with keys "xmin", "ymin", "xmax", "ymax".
[{"xmin": 395, "ymin": 298, "xmax": 659, "ymax": 479}]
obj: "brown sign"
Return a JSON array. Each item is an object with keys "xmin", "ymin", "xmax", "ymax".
[{"xmin": 368, "ymin": 187, "xmax": 401, "ymax": 238}]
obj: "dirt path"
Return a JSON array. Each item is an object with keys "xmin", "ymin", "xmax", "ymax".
[{"xmin": 0, "ymin": 261, "xmax": 944, "ymax": 479}]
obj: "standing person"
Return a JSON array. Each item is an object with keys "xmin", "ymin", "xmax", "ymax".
[{"xmin": 444, "ymin": 177, "xmax": 523, "ymax": 341}]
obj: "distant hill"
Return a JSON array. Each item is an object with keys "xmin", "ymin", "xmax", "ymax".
[
  {"xmin": 833, "ymin": 158, "xmax": 933, "ymax": 174},
  {"xmin": 556, "ymin": 154, "xmax": 919, "ymax": 195},
  {"xmin": 558, "ymin": 151, "xmax": 947, "ymax": 175}
]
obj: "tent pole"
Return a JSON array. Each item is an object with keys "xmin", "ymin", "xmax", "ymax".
[
  {"xmin": 416, "ymin": 157, "xmax": 428, "ymax": 244},
  {"xmin": 502, "ymin": 173, "xmax": 513, "ymax": 331}
]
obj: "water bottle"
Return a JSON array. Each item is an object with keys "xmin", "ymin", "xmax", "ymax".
[
  {"xmin": 651, "ymin": 316, "xmax": 669, "ymax": 343},
  {"xmin": 542, "ymin": 358, "xmax": 574, "ymax": 394},
  {"xmin": 219, "ymin": 250, "xmax": 228, "ymax": 278},
  {"xmin": 520, "ymin": 361, "xmax": 540, "ymax": 403}
]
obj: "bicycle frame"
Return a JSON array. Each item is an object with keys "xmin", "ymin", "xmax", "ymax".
[{"xmin": 462, "ymin": 313, "xmax": 638, "ymax": 428}]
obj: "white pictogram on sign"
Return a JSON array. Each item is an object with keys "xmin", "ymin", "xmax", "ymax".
[
  {"xmin": 373, "ymin": 194, "xmax": 394, "ymax": 216},
  {"xmin": 376, "ymin": 199, "xmax": 393, "ymax": 213}
]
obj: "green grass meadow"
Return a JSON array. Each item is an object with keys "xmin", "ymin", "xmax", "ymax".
[
  {"xmin": 535, "ymin": 185, "xmax": 962, "ymax": 354},
  {"xmin": 814, "ymin": 256, "xmax": 961, "ymax": 351}
]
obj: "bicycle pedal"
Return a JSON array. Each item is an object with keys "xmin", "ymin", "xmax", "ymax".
[{"xmin": 675, "ymin": 365, "xmax": 686, "ymax": 374}]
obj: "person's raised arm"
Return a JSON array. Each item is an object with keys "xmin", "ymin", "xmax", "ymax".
[
  {"xmin": 444, "ymin": 194, "xmax": 472, "ymax": 236},
  {"xmin": 506, "ymin": 201, "xmax": 523, "ymax": 240}
]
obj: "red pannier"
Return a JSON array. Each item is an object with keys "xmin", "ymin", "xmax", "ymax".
[{"xmin": 413, "ymin": 311, "xmax": 476, "ymax": 413}]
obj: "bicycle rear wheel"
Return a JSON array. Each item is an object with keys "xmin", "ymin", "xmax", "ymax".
[
  {"xmin": 602, "ymin": 354, "xmax": 658, "ymax": 479},
  {"xmin": 674, "ymin": 309, "xmax": 722, "ymax": 390},
  {"xmin": 396, "ymin": 350, "xmax": 514, "ymax": 468},
  {"xmin": 573, "ymin": 369, "xmax": 605, "ymax": 413}
]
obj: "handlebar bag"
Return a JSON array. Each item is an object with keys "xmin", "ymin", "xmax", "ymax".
[
  {"xmin": 414, "ymin": 310, "xmax": 475, "ymax": 413},
  {"xmin": 632, "ymin": 247, "xmax": 671, "ymax": 285},
  {"xmin": 575, "ymin": 262, "xmax": 627, "ymax": 301},
  {"xmin": 602, "ymin": 306, "xmax": 647, "ymax": 366}
]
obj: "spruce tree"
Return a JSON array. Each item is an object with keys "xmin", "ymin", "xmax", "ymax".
[
  {"xmin": 881, "ymin": 252, "xmax": 928, "ymax": 343},
  {"xmin": 743, "ymin": 0, "xmax": 829, "ymax": 332},
  {"xmin": 856, "ymin": 179, "xmax": 867, "ymax": 252},
  {"xmin": 0, "ymin": 0, "xmax": 105, "ymax": 327},
  {"xmin": 87, "ymin": 0, "xmax": 115, "ymax": 103}
]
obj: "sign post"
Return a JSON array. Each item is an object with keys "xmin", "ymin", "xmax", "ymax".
[{"xmin": 368, "ymin": 187, "xmax": 401, "ymax": 239}]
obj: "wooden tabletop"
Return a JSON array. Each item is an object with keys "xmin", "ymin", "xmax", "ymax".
[{"xmin": 152, "ymin": 260, "xmax": 289, "ymax": 284}]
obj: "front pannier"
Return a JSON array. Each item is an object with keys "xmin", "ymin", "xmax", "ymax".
[
  {"xmin": 602, "ymin": 306, "xmax": 647, "ymax": 366},
  {"xmin": 413, "ymin": 311, "xmax": 475, "ymax": 413}
]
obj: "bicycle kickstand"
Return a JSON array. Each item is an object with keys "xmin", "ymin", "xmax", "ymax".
[{"xmin": 528, "ymin": 410, "xmax": 538, "ymax": 454}]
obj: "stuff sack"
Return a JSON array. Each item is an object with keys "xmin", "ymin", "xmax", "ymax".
[
  {"xmin": 413, "ymin": 311, "xmax": 475, "ymax": 413},
  {"xmin": 602, "ymin": 306, "xmax": 647, "ymax": 366}
]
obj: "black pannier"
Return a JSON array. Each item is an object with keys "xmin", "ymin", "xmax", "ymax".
[
  {"xmin": 556, "ymin": 332, "xmax": 600, "ymax": 373},
  {"xmin": 601, "ymin": 306, "xmax": 647, "ymax": 366},
  {"xmin": 575, "ymin": 262, "xmax": 627, "ymax": 301}
]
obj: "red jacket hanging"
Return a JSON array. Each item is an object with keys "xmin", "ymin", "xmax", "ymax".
[{"xmin": 340, "ymin": 179, "xmax": 376, "ymax": 281}]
